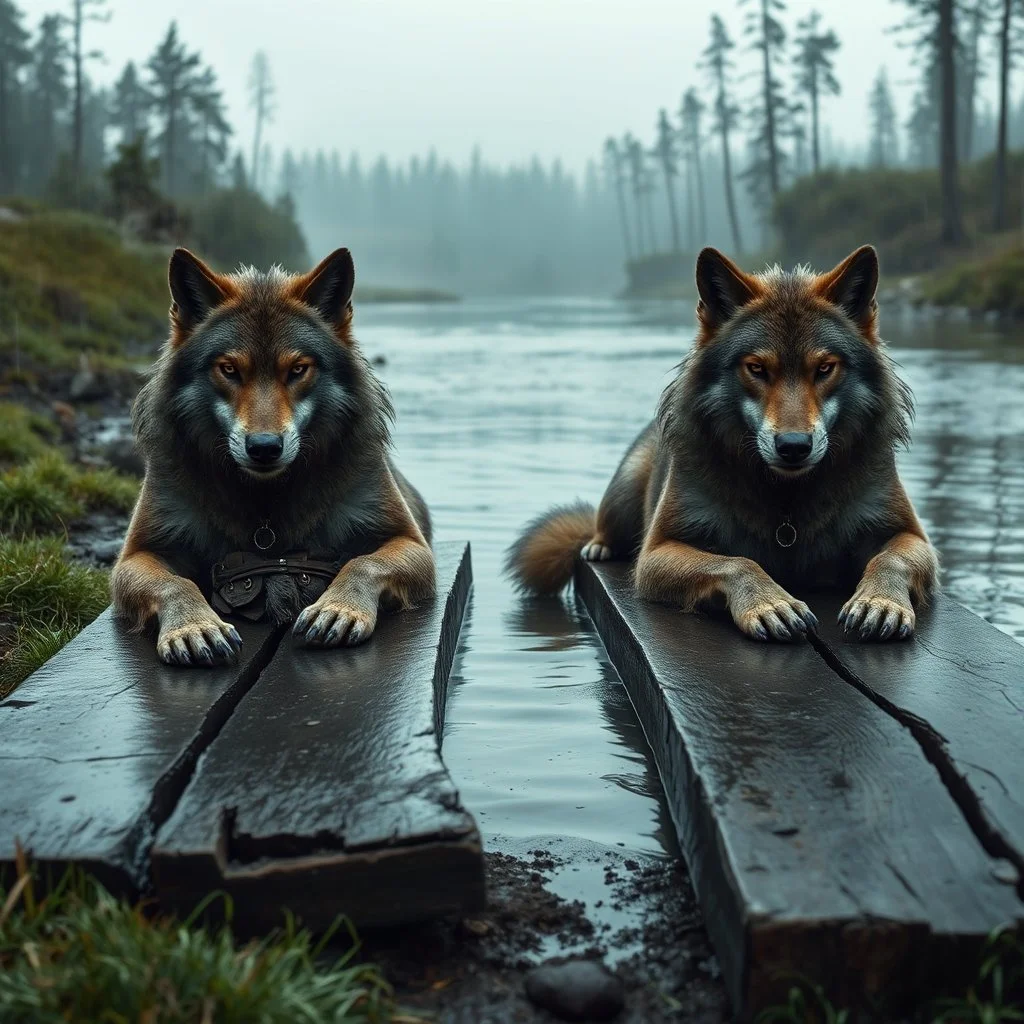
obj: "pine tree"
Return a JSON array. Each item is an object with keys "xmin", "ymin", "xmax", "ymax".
[
  {"xmin": 67, "ymin": 0, "xmax": 109, "ymax": 191},
  {"xmin": 700, "ymin": 13, "xmax": 743, "ymax": 254},
  {"xmin": 653, "ymin": 109, "xmax": 681, "ymax": 252},
  {"xmin": 793, "ymin": 10, "xmax": 840, "ymax": 173},
  {"xmin": 603, "ymin": 137, "xmax": 634, "ymax": 260},
  {"xmin": 959, "ymin": 0, "xmax": 990, "ymax": 161},
  {"xmin": 869, "ymin": 68, "xmax": 899, "ymax": 167},
  {"xmin": 623, "ymin": 132, "xmax": 648, "ymax": 256},
  {"xmin": 679, "ymin": 88, "xmax": 708, "ymax": 244},
  {"xmin": 898, "ymin": 0, "xmax": 965, "ymax": 243},
  {"xmin": 0, "ymin": 0, "xmax": 30, "ymax": 192},
  {"xmin": 27, "ymin": 14, "xmax": 69, "ymax": 187},
  {"xmin": 248, "ymin": 51, "xmax": 274, "ymax": 190},
  {"xmin": 740, "ymin": 0, "xmax": 788, "ymax": 197},
  {"xmin": 146, "ymin": 21, "xmax": 202, "ymax": 196},
  {"xmin": 191, "ymin": 64, "xmax": 230, "ymax": 192},
  {"xmin": 993, "ymin": 0, "xmax": 1023, "ymax": 229},
  {"xmin": 109, "ymin": 61, "xmax": 150, "ymax": 143}
]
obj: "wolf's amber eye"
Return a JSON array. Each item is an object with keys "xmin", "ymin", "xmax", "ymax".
[
  {"xmin": 745, "ymin": 361, "xmax": 767, "ymax": 379},
  {"xmin": 290, "ymin": 362, "xmax": 311, "ymax": 379},
  {"xmin": 218, "ymin": 361, "xmax": 238, "ymax": 380},
  {"xmin": 816, "ymin": 360, "xmax": 838, "ymax": 379}
]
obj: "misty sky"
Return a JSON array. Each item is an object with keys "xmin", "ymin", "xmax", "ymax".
[{"xmin": 21, "ymin": 0, "xmax": 1001, "ymax": 176}]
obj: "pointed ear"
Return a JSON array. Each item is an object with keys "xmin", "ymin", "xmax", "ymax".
[
  {"xmin": 291, "ymin": 248, "xmax": 355, "ymax": 333},
  {"xmin": 168, "ymin": 248, "xmax": 232, "ymax": 343},
  {"xmin": 695, "ymin": 248, "xmax": 761, "ymax": 337},
  {"xmin": 817, "ymin": 245, "xmax": 879, "ymax": 333}
]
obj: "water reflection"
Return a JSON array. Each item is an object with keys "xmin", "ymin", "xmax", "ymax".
[{"xmin": 356, "ymin": 298, "xmax": 1024, "ymax": 858}]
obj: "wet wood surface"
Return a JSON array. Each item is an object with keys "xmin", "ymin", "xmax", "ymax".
[
  {"xmin": 811, "ymin": 593, "xmax": 1024, "ymax": 896},
  {"xmin": 575, "ymin": 561, "xmax": 1024, "ymax": 1018},
  {"xmin": 0, "ymin": 613, "xmax": 277, "ymax": 897},
  {"xmin": 151, "ymin": 541, "xmax": 482, "ymax": 932}
]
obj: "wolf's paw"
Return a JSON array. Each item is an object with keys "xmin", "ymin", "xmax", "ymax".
[
  {"xmin": 157, "ymin": 618, "xmax": 242, "ymax": 667},
  {"xmin": 293, "ymin": 597, "xmax": 378, "ymax": 648},
  {"xmin": 580, "ymin": 540, "xmax": 613, "ymax": 562},
  {"xmin": 733, "ymin": 588, "xmax": 818, "ymax": 643},
  {"xmin": 839, "ymin": 592, "xmax": 914, "ymax": 641}
]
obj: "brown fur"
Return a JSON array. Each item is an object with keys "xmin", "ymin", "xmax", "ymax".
[{"xmin": 508, "ymin": 246, "xmax": 939, "ymax": 642}]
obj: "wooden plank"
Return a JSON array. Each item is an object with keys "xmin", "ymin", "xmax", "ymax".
[
  {"xmin": 151, "ymin": 541, "xmax": 482, "ymax": 933},
  {"xmin": 810, "ymin": 593, "xmax": 1024, "ymax": 894},
  {"xmin": 0, "ymin": 612, "xmax": 277, "ymax": 898},
  {"xmin": 575, "ymin": 561, "xmax": 1024, "ymax": 1018}
]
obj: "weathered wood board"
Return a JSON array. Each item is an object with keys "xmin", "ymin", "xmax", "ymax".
[
  {"xmin": 0, "ymin": 613, "xmax": 277, "ymax": 897},
  {"xmin": 811, "ymin": 593, "xmax": 1024, "ymax": 895},
  {"xmin": 151, "ymin": 541, "xmax": 482, "ymax": 932},
  {"xmin": 575, "ymin": 561, "xmax": 1024, "ymax": 1018}
]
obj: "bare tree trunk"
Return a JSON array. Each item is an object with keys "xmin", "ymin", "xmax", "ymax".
[
  {"xmin": 693, "ymin": 140, "xmax": 707, "ymax": 243},
  {"xmin": 760, "ymin": 0, "xmax": 779, "ymax": 195},
  {"xmin": 632, "ymin": 180, "xmax": 646, "ymax": 256},
  {"xmin": 717, "ymin": 85, "xmax": 743, "ymax": 254},
  {"xmin": 994, "ymin": 0, "xmax": 1011, "ymax": 231},
  {"xmin": 963, "ymin": 3, "xmax": 982, "ymax": 162},
  {"xmin": 660, "ymin": 159, "xmax": 681, "ymax": 252},
  {"xmin": 938, "ymin": 0, "xmax": 965, "ymax": 244},
  {"xmin": 810, "ymin": 75, "xmax": 820, "ymax": 173},
  {"xmin": 614, "ymin": 174, "xmax": 634, "ymax": 260},
  {"xmin": 0, "ymin": 62, "xmax": 9, "ymax": 193},
  {"xmin": 251, "ymin": 97, "xmax": 264, "ymax": 190},
  {"xmin": 72, "ymin": 0, "xmax": 83, "ymax": 189}
]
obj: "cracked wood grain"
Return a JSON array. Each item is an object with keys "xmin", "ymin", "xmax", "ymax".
[{"xmin": 575, "ymin": 561, "xmax": 1024, "ymax": 1019}]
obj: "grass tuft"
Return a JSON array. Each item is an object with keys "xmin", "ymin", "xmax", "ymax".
[
  {"xmin": 0, "ymin": 450, "xmax": 138, "ymax": 537},
  {"xmin": 0, "ymin": 404, "xmax": 59, "ymax": 466},
  {"xmin": 0, "ymin": 536, "xmax": 112, "ymax": 697},
  {"xmin": 0, "ymin": 853, "xmax": 400, "ymax": 1023}
]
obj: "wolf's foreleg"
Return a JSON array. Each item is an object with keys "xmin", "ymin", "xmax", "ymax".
[
  {"xmin": 293, "ymin": 536, "xmax": 436, "ymax": 647},
  {"xmin": 840, "ymin": 530, "xmax": 939, "ymax": 641},
  {"xmin": 636, "ymin": 540, "xmax": 819, "ymax": 642},
  {"xmin": 112, "ymin": 550, "xmax": 243, "ymax": 666}
]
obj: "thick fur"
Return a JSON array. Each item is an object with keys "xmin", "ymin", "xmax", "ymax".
[
  {"xmin": 508, "ymin": 245, "xmax": 939, "ymax": 642},
  {"xmin": 112, "ymin": 247, "xmax": 435, "ymax": 666},
  {"xmin": 505, "ymin": 501, "xmax": 597, "ymax": 595}
]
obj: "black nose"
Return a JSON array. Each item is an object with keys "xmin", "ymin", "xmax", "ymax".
[
  {"xmin": 245, "ymin": 433, "xmax": 284, "ymax": 464},
  {"xmin": 774, "ymin": 432, "xmax": 814, "ymax": 464}
]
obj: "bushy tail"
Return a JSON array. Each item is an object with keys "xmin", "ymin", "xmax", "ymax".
[{"xmin": 504, "ymin": 501, "xmax": 596, "ymax": 595}]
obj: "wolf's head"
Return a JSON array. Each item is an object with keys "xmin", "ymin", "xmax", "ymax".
[
  {"xmin": 674, "ymin": 245, "xmax": 910, "ymax": 478},
  {"xmin": 155, "ymin": 247, "xmax": 389, "ymax": 481}
]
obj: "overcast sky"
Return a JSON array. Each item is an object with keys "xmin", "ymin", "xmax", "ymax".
[{"xmin": 21, "ymin": 0, "xmax": 1002, "ymax": 176}]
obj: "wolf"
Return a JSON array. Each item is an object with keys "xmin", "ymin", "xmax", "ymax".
[
  {"xmin": 507, "ymin": 245, "xmax": 938, "ymax": 642},
  {"xmin": 112, "ymin": 247, "xmax": 435, "ymax": 666}
]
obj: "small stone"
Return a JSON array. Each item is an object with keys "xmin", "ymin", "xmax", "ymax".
[
  {"xmin": 101, "ymin": 438, "xmax": 145, "ymax": 477},
  {"xmin": 69, "ymin": 368, "xmax": 109, "ymax": 402},
  {"xmin": 371, "ymin": 354, "xmax": 387, "ymax": 366},
  {"xmin": 524, "ymin": 959, "xmax": 624, "ymax": 1022},
  {"xmin": 991, "ymin": 859, "xmax": 1019, "ymax": 886},
  {"xmin": 460, "ymin": 917, "xmax": 491, "ymax": 937},
  {"xmin": 90, "ymin": 539, "xmax": 125, "ymax": 565}
]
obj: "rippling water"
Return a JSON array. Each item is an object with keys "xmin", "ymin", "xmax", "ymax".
[{"xmin": 355, "ymin": 298, "xmax": 1024, "ymax": 860}]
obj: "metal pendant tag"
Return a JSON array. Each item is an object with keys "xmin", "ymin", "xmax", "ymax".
[
  {"xmin": 775, "ymin": 519, "xmax": 797, "ymax": 548},
  {"xmin": 253, "ymin": 523, "xmax": 276, "ymax": 551}
]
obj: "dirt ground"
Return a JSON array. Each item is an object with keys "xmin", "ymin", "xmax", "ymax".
[{"xmin": 366, "ymin": 843, "xmax": 729, "ymax": 1023}]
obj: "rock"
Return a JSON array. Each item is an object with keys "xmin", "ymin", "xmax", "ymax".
[
  {"xmin": 371, "ymin": 354, "xmax": 388, "ymax": 366},
  {"xmin": 51, "ymin": 401, "xmax": 77, "ymax": 438},
  {"xmin": 69, "ymin": 368, "xmax": 109, "ymax": 403},
  {"xmin": 89, "ymin": 538, "xmax": 125, "ymax": 565},
  {"xmin": 524, "ymin": 959, "xmax": 624, "ymax": 1022},
  {"xmin": 101, "ymin": 437, "xmax": 145, "ymax": 477}
]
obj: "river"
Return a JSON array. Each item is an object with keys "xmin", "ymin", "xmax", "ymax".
[{"xmin": 356, "ymin": 297, "xmax": 1024, "ymax": 878}]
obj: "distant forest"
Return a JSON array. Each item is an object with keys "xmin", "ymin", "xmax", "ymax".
[{"xmin": 1, "ymin": 0, "xmax": 1023, "ymax": 293}]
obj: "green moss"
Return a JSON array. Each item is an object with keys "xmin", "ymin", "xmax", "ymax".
[
  {"xmin": 0, "ymin": 207, "xmax": 168, "ymax": 369},
  {"xmin": 920, "ymin": 245, "xmax": 1024, "ymax": 316},
  {"xmin": 773, "ymin": 152, "xmax": 1024, "ymax": 275},
  {"xmin": 0, "ymin": 863, "xmax": 395, "ymax": 1023}
]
